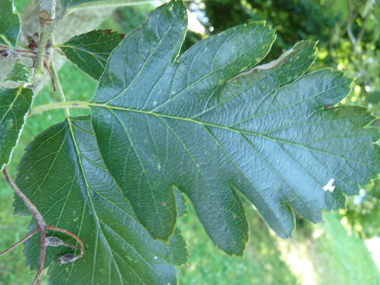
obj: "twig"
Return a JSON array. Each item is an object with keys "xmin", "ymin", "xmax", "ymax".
[
  {"xmin": 2, "ymin": 166, "xmax": 85, "ymax": 284},
  {"xmin": 50, "ymin": 62, "xmax": 70, "ymax": 117},
  {"xmin": 44, "ymin": 57, "xmax": 56, "ymax": 91},
  {"xmin": 47, "ymin": 226, "xmax": 85, "ymax": 257},
  {"xmin": 0, "ymin": 229, "xmax": 39, "ymax": 258},
  {"xmin": 3, "ymin": 166, "xmax": 46, "ymax": 285},
  {"xmin": 0, "ymin": 44, "xmax": 37, "ymax": 54},
  {"xmin": 355, "ymin": 6, "xmax": 372, "ymax": 51}
]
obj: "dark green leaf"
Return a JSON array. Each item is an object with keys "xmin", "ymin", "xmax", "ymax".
[
  {"xmin": 57, "ymin": 30, "xmax": 124, "ymax": 80},
  {"xmin": 0, "ymin": 0, "xmax": 21, "ymax": 48},
  {"xmin": 92, "ymin": 0, "xmax": 190, "ymax": 242},
  {"xmin": 0, "ymin": 85, "xmax": 33, "ymax": 170},
  {"xmin": 90, "ymin": 0, "xmax": 380, "ymax": 256},
  {"xmin": 60, "ymin": 0, "xmax": 155, "ymax": 11},
  {"xmin": 5, "ymin": 61, "xmax": 31, "ymax": 83},
  {"xmin": 14, "ymin": 116, "xmax": 188, "ymax": 285}
]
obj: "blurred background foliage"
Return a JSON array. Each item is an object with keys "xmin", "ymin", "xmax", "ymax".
[{"xmin": 1, "ymin": 0, "xmax": 380, "ymax": 284}]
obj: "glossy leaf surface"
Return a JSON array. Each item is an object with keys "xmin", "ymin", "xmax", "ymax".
[
  {"xmin": 14, "ymin": 116, "xmax": 188, "ymax": 285},
  {"xmin": 5, "ymin": 61, "xmax": 31, "ymax": 83},
  {"xmin": 0, "ymin": 85, "xmax": 33, "ymax": 170},
  {"xmin": 58, "ymin": 30, "xmax": 124, "ymax": 80},
  {"xmin": 89, "ymin": 0, "xmax": 380, "ymax": 256},
  {"xmin": 0, "ymin": 0, "xmax": 20, "ymax": 48}
]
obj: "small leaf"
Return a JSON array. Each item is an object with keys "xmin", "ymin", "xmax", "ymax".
[
  {"xmin": 0, "ymin": 0, "xmax": 21, "ymax": 48},
  {"xmin": 90, "ymin": 0, "xmax": 380, "ymax": 256},
  {"xmin": 0, "ymin": 85, "xmax": 33, "ymax": 170},
  {"xmin": 61, "ymin": 0, "xmax": 156, "ymax": 11},
  {"xmin": 14, "ymin": 116, "xmax": 188, "ymax": 285},
  {"xmin": 57, "ymin": 30, "xmax": 124, "ymax": 80},
  {"xmin": 5, "ymin": 61, "xmax": 31, "ymax": 83}
]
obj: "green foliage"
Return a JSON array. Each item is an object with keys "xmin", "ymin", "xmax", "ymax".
[
  {"xmin": 0, "ymin": 0, "xmax": 20, "ymax": 48},
  {"xmin": 5, "ymin": 61, "xmax": 31, "ymax": 83},
  {"xmin": 0, "ymin": 86, "xmax": 34, "ymax": 170},
  {"xmin": 57, "ymin": 30, "xmax": 124, "ymax": 80},
  {"xmin": 1, "ymin": 0, "xmax": 380, "ymax": 284},
  {"xmin": 344, "ymin": 179, "xmax": 380, "ymax": 238},
  {"xmin": 14, "ymin": 116, "xmax": 188, "ymax": 284}
]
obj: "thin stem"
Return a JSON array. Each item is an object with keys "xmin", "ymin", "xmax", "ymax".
[
  {"xmin": 32, "ymin": 230, "xmax": 46, "ymax": 285},
  {"xmin": 0, "ymin": 44, "xmax": 37, "ymax": 54},
  {"xmin": 50, "ymin": 62, "xmax": 70, "ymax": 117},
  {"xmin": 66, "ymin": 0, "xmax": 155, "ymax": 13},
  {"xmin": 27, "ymin": 101, "xmax": 91, "ymax": 118},
  {"xmin": 3, "ymin": 166, "xmax": 47, "ymax": 285},
  {"xmin": 34, "ymin": 0, "xmax": 57, "ymax": 73},
  {"xmin": 47, "ymin": 226, "xmax": 85, "ymax": 257},
  {"xmin": 3, "ymin": 167, "xmax": 46, "ymax": 229},
  {"xmin": 0, "ymin": 229, "xmax": 39, "ymax": 258}
]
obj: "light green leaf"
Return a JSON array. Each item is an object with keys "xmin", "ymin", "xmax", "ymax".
[
  {"xmin": 5, "ymin": 61, "xmax": 32, "ymax": 83},
  {"xmin": 57, "ymin": 30, "xmax": 124, "ymax": 80},
  {"xmin": 61, "ymin": 0, "xmax": 156, "ymax": 11},
  {"xmin": 90, "ymin": 0, "xmax": 380, "ymax": 256},
  {"xmin": 14, "ymin": 116, "xmax": 188, "ymax": 285},
  {"xmin": 0, "ymin": 85, "xmax": 33, "ymax": 170},
  {"xmin": 0, "ymin": 0, "xmax": 21, "ymax": 48}
]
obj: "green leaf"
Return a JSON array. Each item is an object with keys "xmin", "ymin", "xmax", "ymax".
[
  {"xmin": 57, "ymin": 30, "xmax": 124, "ymax": 80},
  {"xmin": 0, "ymin": 85, "xmax": 33, "ymax": 170},
  {"xmin": 90, "ymin": 0, "xmax": 380, "ymax": 256},
  {"xmin": 0, "ymin": 0, "xmax": 21, "ymax": 48},
  {"xmin": 92, "ymin": 0, "xmax": 190, "ymax": 242},
  {"xmin": 61, "ymin": 0, "xmax": 156, "ymax": 11},
  {"xmin": 14, "ymin": 116, "xmax": 188, "ymax": 284},
  {"xmin": 5, "ymin": 61, "xmax": 31, "ymax": 83}
]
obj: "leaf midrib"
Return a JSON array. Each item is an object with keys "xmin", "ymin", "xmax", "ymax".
[
  {"xmin": 66, "ymin": 119, "xmax": 170, "ymax": 284},
  {"xmin": 88, "ymin": 102, "xmax": 372, "ymax": 166}
]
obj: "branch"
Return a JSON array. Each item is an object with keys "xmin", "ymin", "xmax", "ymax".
[
  {"xmin": 2, "ymin": 167, "xmax": 85, "ymax": 284},
  {"xmin": 50, "ymin": 62, "xmax": 70, "ymax": 117},
  {"xmin": 3, "ymin": 166, "xmax": 46, "ymax": 285},
  {"xmin": 0, "ymin": 229, "xmax": 39, "ymax": 258}
]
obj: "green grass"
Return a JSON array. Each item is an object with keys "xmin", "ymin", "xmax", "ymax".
[
  {"xmin": 178, "ymin": 204, "xmax": 301, "ymax": 285},
  {"xmin": 178, "ymin": 205, "xmax": 380, "ymax": 285}
]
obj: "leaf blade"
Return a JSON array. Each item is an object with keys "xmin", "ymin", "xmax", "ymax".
[
  {"xmin": 90, "ymin": 0, "xmax": 380, "ymax": 254},
  {"xmin": 0, "ymin": 85, "xmax": 33, "ymax": 170},
  {"xmin": 14, "ymin": 116, "xmax": 188, "ymax": 285},
  {"xmin": 0, "ymin": 0, "xmax": 20, "ymax": 48},
  {"xmin": 5, "ymin": 61, "xmax": 32, "ymax": 83},
  {"xmin": 92, "ymin": 0, "xmax": 189, "ymax": 242},
  {"xmin": 57, "ymin": 30, "xmax": 124, "ymax": 80}
]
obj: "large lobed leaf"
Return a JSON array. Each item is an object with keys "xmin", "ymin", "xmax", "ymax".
[
  {"xmin": 0, "ymin": 85, "xmax": 33, "ymax": 170},
  {"xmin": 14, "ymin": 0, "xmax": 380, "ymax": 283},
  {"xmin": 89, "ymin": 0, "xmax": 380, "ymax": 256},
  {"xmin": 57, "ymin": 30, "xmax": 124, "ymax": 80},
  {"xmin": 14, "ymin": 116, "xmax": 188, "ymax": 284},
  {"xmin": 0, "ymin": 0, "xmax": 20, "ymax": 48}
]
